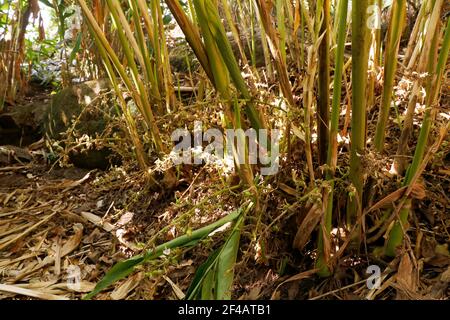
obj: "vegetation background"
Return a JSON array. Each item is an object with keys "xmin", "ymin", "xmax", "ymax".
[{"xmin": 0, "ymin": 0, "xmax": 449, "ymax": 300}]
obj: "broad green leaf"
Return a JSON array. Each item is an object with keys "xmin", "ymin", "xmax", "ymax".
[
  {"xmin": 84, "ymin": 209, "xmax": 242, "ymax": 299},
  {"xmin": 186, "ymin": 214, "xmax": 245, "ymax": 300},
  {"xmin": 69, "ymin": 32, "xmax": 82, "ymax": 63},
  {"xmin": 186, "ymin": 248, "xmax": 221, "ymax": 300},
  {"xmin": 39, "ymin": 0, "xmax": 53, "ymax": 8},
  {"xmin": 83, "ymin": 255, "xmax": 145, "ymax": 300},
  {"xmin": 215, "ymin": 217, "xmax": 242, "ymax": 300},
  {"xmin": 201, "ymin": 267, "xmax": 216, "ymax": 300}
]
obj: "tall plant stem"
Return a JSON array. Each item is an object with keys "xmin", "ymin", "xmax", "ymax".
[
  {"xmin": 317, "ymin": 0, "xmax": 330, "ymax": 166},
  {"xmin": 347, "ymin": 0, "xmax": 370, "ymax": 231},
  {"xmin": 255, "ymin": 0, "xmax": 295, "ymax": 109},
  {"xmin": 385, "ymin": 17, "xmax": 450, "ymax": 257},
  {"xmin": 316, "ymin": 0, "xmax": 349, "ymax": 277},
  {"xmin": 298, "ymin": 0, "xmax": 318, "ymax": 183},
  {"xmin": 374, "ymin": 0, "xmax": 406, "ymax": 152},
  {"xmin": 392, "ymin": 0, "xmax": 443, "ymax": 175},
  {"xmin": 404, "ymin": 0, "xmax": 424, "ymax": 63},
  {"xmin": 366, "ymin": 0, "xmax": 382, "ymax": 122},
  {"xmin": 78, "ymin": 0, "xmax": 166, "ymax": 156},
  {"xmin": 165, "ymin": 0, "xmax": 214, "ymax": 84}
]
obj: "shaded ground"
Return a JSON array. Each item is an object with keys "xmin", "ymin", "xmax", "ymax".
[
  {"xmin": 0, "ymin": 124, "xmax": 448, "ymax": 300},
  {"xmin": 0, "ymin": 57, "xmax": 449, "ymax": 300}
]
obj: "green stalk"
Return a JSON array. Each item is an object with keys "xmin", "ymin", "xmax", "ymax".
[
  {"xmin": 316, "ymin": 0, "xmax": 348, "ymax": 277},
  {"xmin": 106, "ymin": 0, "xmax": 166, "ymax": 154},
  {"xmin": 150, "ymin": 0, "xmax": 164, "ymax": 88},
  {"xmin": 347, "ymin": 0, "xmax": 370, "ymax": 230},
  {"xmin": 78, "ymin": 0, "xmax": 167, "ymax": 159},
  {"xmin": 255, "ymin": 0, "xmax": 296, "ymax": 109},
  {"xmin": 129, "ymin": 0, "xmax": 162, "ymax": 111},
  {"xmin": 366, "ymin": 0, "xmax": 383, "ymax": 129},
  {"xmin": 276, "ymin": 0, "xmax": 287, "ymax": 64},
  {"xmin": 183, "ymin": 0, "xmax": 267, "ymax": 133},
  {"xmin": 165, "ymin": 0, "xmax": 215, "ymax": 83},
  {"xmin": 138, "ymin": 0, "xmax": 176, "ymax": 113},
  {"xmin": 393, "ymin": 0, "xmax": 442, "ymax": 175},
  {"xmin": 190, "ymin": 0, "xmax": 261, "ymax": 187},
  {"xmin": 186, "ymin": 0, "xmax": 196, "ymax": 22},
  {"xmin": 77, "ymin": 1, "xmax": 144, "ymax": 121},
  {"xmin": 374, "ymin": 0, "xmax": 406, "ymax": 152},
  {"xmin": 284, "ymin": 1, "xmax": 300, "ymax": 70},
  {"xmin": 404, "ymin": 0, "xmax": 428, "ymax": 64},
  {"xmin": 317, "ymin": 0, "xmax": 331, "ymax": 165},
  {"xmin": 192, "ymin": 0, "xmax": 231, "ymax": 100},
  {"xmin": 152, "ymin": 0, "xmax": 176, "ymax": 112},
  {"xmin": 221, "ymin": 0, "xmax": 249, "ymax": 66},
  {"xmin": 385, "ymin": 18, "xmax": 450, "ymax": 257},
  {"xmin": 298, "ymin": 0, "xmax": 305, "ymax": 69},
  {"xmin": 250, "ymin": 0, "xmax": 273, "ymax": 76},
  {"xmin": 84, "ymin": 209, "xmax": 243, "ymax": 299},
  {"xmin": 405, "ymin": 0, "xmax": 432, "ymax": 69},
  {"xmin": 249, "ymin": 0, "xmax": 258, "ymax": 68},
  {"xmin": 298, "ymin": 0, "xmax": 319, "ymax": 183},
  {"xmin": 86, "ymin": 14, "xmax": 149, "ymax": 172}
]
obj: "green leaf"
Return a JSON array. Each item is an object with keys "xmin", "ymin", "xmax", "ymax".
[
  {"xmin": 83, "ymin": 255, "xmax": 145, "ymax": 300},
  {"xmin": 69, "ymin": 32, "xmax": 82, "ymax": 63},
  {"xmin": 39, "ymin": 0, "xmax": 53, "ymax": 8},
  {"xmin": 163, "ymin": 14, "xmax": 172, "ymax": 25},
  {"xmin": 186, "ymin": 248, "xmax": 221, "ymax": 300},
  {"xmin": 215, "ymin": 221, "xmax": 242, "ymax": 300},
  {"xmin": 201, "ymin": 267, "xmax": 216, "ymax": 300},
  {"xmin": 83, "ymin": 209, "xmax": 242, "ymax": 299},
  {"xmin": 63, "ymin": 10, "xmax": 76, "ymax": 20},
  {"xmin": 186, "ymin": 213, "xmax": 244, "ymax": 300}
]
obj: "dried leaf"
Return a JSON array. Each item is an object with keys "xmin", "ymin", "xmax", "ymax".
[
  {"xmin": 441, "ymin": 267, "xmax": 450, "ymax": 283},
  {"xmin": 279, "ymin": 183, "xmax": 298, "ymax": 196},
  {"xmin": 116, "ymin": 212, "xmax": 134, "ymax": 227},
  {"xmin": 61, "ymin": 172, "xmax": 92, "ymax": 192},
  {"xmin": 163, "ymin": 275, "xmax": 186, "ymax": 300},
  {"xmin": 81, "ymin": 212, "xmax": 115, "ymax": 232},
  {"xmin": 110, "ymin": 272, "xmax": 144, "ymax": 300},
  {"xmin": 396, "ymin": 254, "xmax": 418, "ymax": 295},
  {"xmin": 0, "ymin": 212, "xmax": 57, "ymax": 251},
  {"xmin": 61, "ymin": 224, "xmax": 84, "ymax": 257},
  {"xmin": 283, "ymin": 269, "xmax": 318, "ymax": 284},
  {"xmin": 410, "ymin": 182, "xmax": 426, "ymax": 200},
  {"xmin": 0, "ymin": 284, "xmax": 69, "ymax": 300},
  {"xmin": 367, "ymin": 187, "xmax": 407, "ymax": 213},
  {"xmin": 293, "ymin": 205, "xmax": 322, "ymax": 250},
  {"xmin": 57, "ymin": 281, "xmax": 96, "ymax": 294}
]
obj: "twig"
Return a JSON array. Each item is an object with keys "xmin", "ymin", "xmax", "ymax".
[
  {"xmin": 0, "ymin": 165, "xmax": 30, "ymax": 172},
  {"xmin": 309, "ymin": 279, "xmax": 368, "ymax": 300},
  {"xmin": 0, "ymin": 212, "xmax": 57, "ymax": 251},
  {"xmin": 0, "ymin": 284, "xmax": 69, "ymax": 300}
]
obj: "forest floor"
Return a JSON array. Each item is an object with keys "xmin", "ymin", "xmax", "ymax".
[{"xmin": 0, "ymin": 81, "xmax": 449, "ymax": 300}]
